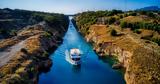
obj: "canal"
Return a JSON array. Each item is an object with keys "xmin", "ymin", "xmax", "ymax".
[{"xmin": 38, "ymin": 18, "xmax": 125, "ymax": 84}]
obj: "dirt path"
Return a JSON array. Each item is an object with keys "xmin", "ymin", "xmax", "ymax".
[{"xmin": 0, "ymin": 41, "xmax": 25, "ymax": 67}]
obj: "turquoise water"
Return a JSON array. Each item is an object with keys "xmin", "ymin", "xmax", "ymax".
[{"xmin": 38, "ymin": 20, "xmax": 125, "ymax": 84}]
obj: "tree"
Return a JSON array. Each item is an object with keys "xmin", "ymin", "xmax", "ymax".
[
  {"xmin": 111, "ymin": 29, "xmax": 117, "ymax": 36},
  {"xmin": 152, "ymin": 38, "xmax": 160, "ymax": 46},
  {"xmin": 129, "ymin": 12, "xmax": 137, "ymax": 16},
  {"xmin": 0, "ymin": 28, "xmax": 7, "ymax": 35},
  {"xmin": 107, "ymin": 10, "xmax": 123, "ymax": 16},
  {"xmin": 132, "ymin": 22, "xmax": 141, "ymax": 30},
  {"xmin": 120, "ymin": 21, "xmax": 127, "ymax": 28},
  {"xmin": 133, "ymin": 29, "xmax": 142, "ymax": 34},
  {"xmin": 119, "ymin": 15, "xmax": 123, "ymax": 18},
  {"xmin": 10, "ymin": 29, "xmax": 17, "ymax": 36},
  {"xmin": 147, "ymin": 12, "xmax": 155, "ymax": 18},
  {"xmin": 139, "ymin": 11, "xmax": 147, "ymax": 15},
  {"xmin": 108, "ymin": 17, "xmax": 116, "ymax": 24}
]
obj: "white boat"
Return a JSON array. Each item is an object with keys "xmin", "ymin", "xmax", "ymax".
[{"xmin": 65, "ymin": 48, "xmax": 81, "ymax": 65}]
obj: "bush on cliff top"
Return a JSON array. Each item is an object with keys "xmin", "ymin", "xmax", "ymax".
[
  {"xmin": 110, "ymin": 29, "xmax": 117, "ymax": 36},
  {"xmin": 44, "ymin": 31, "xmax": 52, "ymax": 38}
]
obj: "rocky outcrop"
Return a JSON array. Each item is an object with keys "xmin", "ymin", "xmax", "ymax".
[
  {"xmin": 77, "ymin": 24, "xmax": 160, "ymax": 84},
  {"xmin": 74, "ymin": 10, "xmax": 160, "ymax": 84},
  {"xmin": 0, "ymin": 21, "xmax": 68, "ymax": 83},
  {"xmin": 85, "ymin": 25, "xmax": 133, "ymax": 68},
  {"xmin": 0, "ymin": 8, "xmax": 69, "ymax": 40}
]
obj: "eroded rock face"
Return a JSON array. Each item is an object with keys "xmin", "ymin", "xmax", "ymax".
[
  {"xmin": 0, "ymin": 22, "xmax": 68, "ymax": 83},
  {"xmin": 79, "ymin": 24, "xmax": 160, "ymax": 84},
  {"xmin": 85, "ymin": 25, "xmax": 133, "ymax": 67}
]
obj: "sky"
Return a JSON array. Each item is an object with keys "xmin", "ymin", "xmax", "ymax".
[{"xmin": 0, "ymin": 0, "xmax": 160, "ymax": 14}]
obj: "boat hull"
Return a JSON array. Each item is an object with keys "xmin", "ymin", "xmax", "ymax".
[{"xmin": 65, "ymin": 50, "xmax": 81, "ymax": 65}]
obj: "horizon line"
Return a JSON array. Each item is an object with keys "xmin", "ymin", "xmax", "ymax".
[{"xmin": 0, "ymin": 5, "xmax": 159, "ymax": 15}]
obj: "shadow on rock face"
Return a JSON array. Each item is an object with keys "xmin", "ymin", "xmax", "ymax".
[{"xmin": 39, "ymin": 59, "xmax": 53, "ymax": 74}]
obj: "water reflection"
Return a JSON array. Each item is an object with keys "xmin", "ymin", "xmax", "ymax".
[{"xmin": 72, "ymin": 65, "xmax": 81, "ymax": 73}]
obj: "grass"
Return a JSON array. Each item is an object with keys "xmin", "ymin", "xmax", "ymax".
[
  {"xmin": 15, "ymin": 67, "xmax": 25, "ymax": 74},
  {"xmin": 121, "ymin": 16, "xmax": 150, "ymax": 23},
  {"xmin": 25, "ymin": 35, "xmax": 41, "ymax": 54},
  {"xmin": 0, "ymin": 25, "xmax": 54, "ymax": 83},
  {"xmin": 0, "ymin": 38, "xmax": 20, "ymax": 50},
  {"xmin": 75, "ymin": 11, "xmax": 160, "ymax": 83}
]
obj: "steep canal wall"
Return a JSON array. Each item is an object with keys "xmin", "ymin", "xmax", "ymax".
[
  {"xmin": 74, "ymin": 14, "xmax": 160, "ymax": 84},
  {"xmin": 38, "ymin": 18, "xmax": 125, "ymax": 84},
  {"xmin": 0, "ymin": 20, "xmax": 69, "ymax": 83}
]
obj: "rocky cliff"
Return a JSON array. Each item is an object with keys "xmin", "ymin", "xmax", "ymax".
[
  {"xmin": 74, "ymin": 11, "xmax": 160, "ymax": 84},
  {"xmin": 84, "ymin": 25, "xmax": 160, "ymax": 84},
  {"xmin": 0, "ymin": 8, "xmax": 69, "ymax": 83},
  {"xmin": 0, "ymin": 8, "xmax": 68, "ymax": 39}
]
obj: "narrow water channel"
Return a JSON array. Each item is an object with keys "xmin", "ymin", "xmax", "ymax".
[{"xmin": 38, "ymin": 18, "xmax": 125, "ymax": 84}]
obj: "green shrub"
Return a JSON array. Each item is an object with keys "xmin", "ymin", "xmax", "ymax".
[
  {"xmin": 44, "ymin": 32, "xmax": 52, "ymax": 38},
  {"xmin": 0, "ymin": 72, "xmax": 4, "ymax": 78},
  {"xmin": 20, "ymin": 48, "xmax": 28, "ymax": 54},
  {"xmin": 124, "ymin": 13, "xmax": 128, "ymax": 17},
  {"xmin": 119, "ymin": 15, "xmax": 123, "ymax": 18},
  {"xmin": 7, "ymin": 74, "xmax": 22, "ymax": 84},
  {"xmin": 10, "ymin": 29, "xmax": 17, "ymax": 36},
  {"xmin": 129, "ymin": 12, "xmax": 137, "ymax": 16},
  {"xmin": 139, "ymin": 11, "xmax": 147, "ymax": 15},
  {"xmin": 120, "ymin": 21, "xmax": 127, "ymax": 28},
  {"xmin": 133, "ymin": 29, "xmax": 142, "ymax": 34},
  {"xmin": 42, "ymin": 51, "xmax": 49, "ymax": 57},
  {"xmin": 147, "ymin": 12, "xmax": 155, "ymax": 18},
  {"xmin": 120, "ymin": 21, "xmax": 160, "ymax": 32},
  {"xmin": 111, "ymin": 29, "xmax": 117, "ymax": 36},
  {"xmin": 132, "ymin": 22, "xmax": 141, "ymax": 30},
  {"xmin": 108, "ymin": 17, "xmax": 116, "ymax": 24},
  {"xmin": 107, "ymin": 10, "xmax": 123, "ymax": 16},
  {"xmin": 0, "ymin": 28, "xmax": 7, "ymax": 35},
  {"xmin": 141, "ymin": 36, "xmax": 152, "ymax": 40},
  {"xmin": 151, "ymin": 38, "xmax": 160, "ymax": 46}
]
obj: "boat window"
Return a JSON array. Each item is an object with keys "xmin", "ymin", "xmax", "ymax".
[
  {"xmin": 72, "ymin": 58, "xmax": 80, "ymax": 61},
  {"xmin": 71, "ymin": 54, "xmax": 80, "ymax": 56}
]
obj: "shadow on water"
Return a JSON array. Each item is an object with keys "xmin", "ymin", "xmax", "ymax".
[
  {"xmin": 98, "ymin": 55, "xmax": 118, "ymax": 66},
  {"xmin": 72, "ymin": 65, "xmax": 81, "ymax": 73},
  {"xmin": 38, "ymin": 60, "xmax": 53, "ymax": 76},
  {"xmin": 98, "ymin": 55, "xmax": 126, "ymax": 76}
]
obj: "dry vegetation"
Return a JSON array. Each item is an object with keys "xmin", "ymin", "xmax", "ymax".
[
  {"xmin": 0, "ymin": 38, "xmax": 20, "ymax": 50},
  {"xmin": 0, "ymin": 23, "xmax": 65, "ymax": 83},
  {"xmin": 86, "ymin": 24, "xmax": 160, "ymax": 84},
  {"xmin": 75, "ymin": 10, "xmax": 160, "ymax": 84}
]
